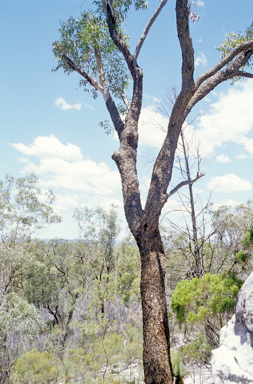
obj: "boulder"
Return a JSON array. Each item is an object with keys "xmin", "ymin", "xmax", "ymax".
[{"xmin": 211, "ymin": 272, "xmax": 253, "ymax": 383}]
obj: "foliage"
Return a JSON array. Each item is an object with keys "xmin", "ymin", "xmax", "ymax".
[
  {"xmin": 117, "ymin": 237, "xmax": 141, "ymax": 304},
  {"xmin": 171, "ymin": 273, "xmax": 242, "ymax": 325},
  {"xmin": 170, "ymin": 272, "xmax": 243, "ymax": 350},
  {"xmin": 241, "ymin": 227, "xmax": 253, "ymax": 248},
  {"xmin": 164, "ymin": 200, "xmax": 253, "ymax": 295},
  {"xmin": 0, "ymin": 174, "xmax": 60, "ymax": 245},
  {"xmin": 0, "ymin": 174, "xmax": 60, "ymax": 383},
  {"xmin": 217, "ymin": 21, "xmax": 253, "ymax": 72},
  {"xmin": 53, "ymin": 8, "xmax": 129, "ymax": 100},
  {"xmin": 171, "ymin": 350, "xmax": 187, "ymax": 381},
  {"xmin": 182, "ymin": 333, "xmax": 211, "ymax": 363},
  {"xmin": 11, "ymin": 349, "xmax": 60, "ymax": 384}
]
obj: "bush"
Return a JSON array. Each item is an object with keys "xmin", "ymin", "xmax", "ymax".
[{"xmin": 11, "ymin": 349, "xmax": 60, "ymax": 384}]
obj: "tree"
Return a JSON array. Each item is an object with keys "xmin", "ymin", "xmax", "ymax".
[
  {"xmin": 53, "ymin": 1, "xmax": 253, "ymax": 382},
  {"xmin": 171, "ymin": 272, "xmax": 243, "ymax": 349},
  {"xmin": 0, "ymin": 174, "xmax": 60, "ymax": 383}
]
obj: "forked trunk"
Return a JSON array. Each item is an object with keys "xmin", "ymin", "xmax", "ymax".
[{"xmin": 137, "ymin": 227, "xmax": 173, "ymax": 384}]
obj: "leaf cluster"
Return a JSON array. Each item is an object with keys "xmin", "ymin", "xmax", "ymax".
[
  {"xmin": 53, "ymin": 9, "xmax": 129, "ymax": 100},
  {"xmin": 217, "ymin": 21, "xmax": 253, "ymax": 76},
  {"xmin": 171, "ymin": 273, "xmax": 243, "ymax": 324}
]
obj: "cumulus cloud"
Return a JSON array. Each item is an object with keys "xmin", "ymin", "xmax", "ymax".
[
  {"xmin": 216, "ymin": 154, "xmax": 232, "ymax": 163},
  {"xmin": 195, "ymin": 53, "xmax": 207, "ymax": 67},
  {"xmin": 197, "ymin": 1, "xmax": 204, "ymax": 6},
  {"xmin": 195, "ymin": 80, "xmax": 253, "ymax": 156},
  {"xmin": 11, "ymin": 135, "xmax": 83, "ymax": 162},
  {"xmin": 208, "ymin": 174, "xmax": 252, "ymax": 193},
  {"xmin": 55, "ymin": 97, "xmax": 82, "ymax": 111},
  {"xmin": 11, "ymin": 136, "xmax": 121, "ymax": 196},
  {"xmin": 21, "ymin": 157, "xmax": 121, "ymax": 195}
]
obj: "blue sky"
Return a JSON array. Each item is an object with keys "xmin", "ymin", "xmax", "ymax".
[{"xmin": 1, "ymin": 0, "xmax": 253, "ymax": 239}]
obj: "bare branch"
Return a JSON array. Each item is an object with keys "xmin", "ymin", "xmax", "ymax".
[
  {"xmin": 121, "ymin": 90, "xmax": 130, "ymax": 108},
  {"xmin": 234, "ymin": 70, "xmax": 253, "ymax": 79},
  {"xmin": 95, "ymin": 49, "xmax": 109, "ymax": 97},
  {"xmin": 133, "ymin": 0, "xmax": 168, "ymax": 66},
  {"xmin": 167, "ymin": 172, "xmax": 205, "ymax": 200}
]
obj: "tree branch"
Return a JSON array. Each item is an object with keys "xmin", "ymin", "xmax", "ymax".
[
  {"xmin": 121, "ymin": 91, "xmax": 130, "ymax": 109},
  {"xmin": 176, "ymin": 0, "xmax": 195, "ymax": 92},
  {"xmin": 106, "ymin": 96, "xmax": 125, "ymax": 138},
  {"xmin": 235, "ymin": 70, "xmax": 253, "ymax": 78},
  {"xmin": 102, "ymin": 0, "xmax": 135, "ymax": 77},
  {"xmin": 95, "ymin": 49, "xmax": 110, "ymax": 101},
  {"xmin": 184, "ymin": 49, "xmax": 253, "ymax": 120},
  {"xmin": 166, "ymin": 172, "xmax": 205, "ymax": 200},
  {"xmin": 63, "ymin": 55, "xmax": 108, "ymax": 100},
  {"xmin": 133, "ymin": 0, "xmax": 168, "ymax": 66},
  {"xmin": 195, "ymin": 39, "xmax": 253, "ymax": 88}
]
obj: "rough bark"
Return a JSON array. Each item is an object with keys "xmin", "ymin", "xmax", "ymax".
[{"xmin": 137, "ymin": 227, "xmax": 173, "ymax": 384}]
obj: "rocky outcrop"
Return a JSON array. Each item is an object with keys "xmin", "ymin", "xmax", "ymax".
[{"xmin": 211, "ymin": 272, "xmax": 253, "ymax": 383}]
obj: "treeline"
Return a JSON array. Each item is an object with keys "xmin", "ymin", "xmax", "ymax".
[{"xmin": 0, "ymin": 175, "xmax": 253, "ymax": 383}]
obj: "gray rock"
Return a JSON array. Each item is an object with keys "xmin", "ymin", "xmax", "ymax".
[{"xmin": 211, "ymin": 272, "xmax": 253, "ymax": 384}]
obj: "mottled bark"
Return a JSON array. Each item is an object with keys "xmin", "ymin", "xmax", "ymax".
[{"xmin": 137, "ymin": 226, "xmax": 173, "ymax": 384}]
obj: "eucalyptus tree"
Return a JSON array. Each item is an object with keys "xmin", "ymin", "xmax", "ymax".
[{"xmin": 53, "ymin": 1, "xmax": 253, "ymax": 382}]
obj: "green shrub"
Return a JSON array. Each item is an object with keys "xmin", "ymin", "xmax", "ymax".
[
  {"xmin": 11, "ymin": 349, "xmax": 60, "ymax": 384},
  {"xmin": 171, "ymin": 273, "xmax": 243, "ymax": 324}
]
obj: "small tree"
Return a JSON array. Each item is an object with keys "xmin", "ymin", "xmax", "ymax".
[
  {"xmin": 171, "ymin": 272, "xmax": 243, "ymax": 349},
  {"xmin": 53, "ymin": 2, "xmax": 253, "ymax": 382}
]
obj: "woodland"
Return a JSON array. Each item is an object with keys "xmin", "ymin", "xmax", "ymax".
[
  {"xmin": 2, "ymin": 0, "xmax": 253, "ymax": 383},
  {"xmin": 1, "ymin": 174, "xmax": 253, "ymax": 384}
]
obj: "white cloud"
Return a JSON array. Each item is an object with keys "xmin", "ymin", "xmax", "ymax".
[
  {"xmin": 53, "ymin": 193, "xmax": 80, "ymax": 212},
  {"xmin": 87, "ymin": 196, "xmax": 123, "ymax": 211},
  {"xmin": 212, "ymin": 199, "xmax": 244, "ymax": 210},
  {"xmin": 197, "ymin": 1, "xmax": 204, "ymax": 6},
  {"xmin": 138, "ymin": 105, "xmax": 167, "ymax": 148},
  {"xmin": 55, "ymin": 97, "xmax": 82, "ymax": 111},
  {"xmin": 238, "ymin": 137, "xmax": 253, "ymax": 154},
  {"xmin": 112, "ymin": 105, "xmax": 167, "ymax": 148},
  {"xmin": 18, "ymin": 157, "xmax": 29, "ymax": 163},
  {"xmin": 21, "ymin": 157, "xmax": 121, "ymax": 195},
  {"xmin": 143, "ymin": 94, "xmax": 161, "ymax": 104},
  {"xmin": 208, "ymin": 174, "xmax": 252, "ymax": 193},
  {"xmin": 236, "ymin": 154, "xmax": 249, "ymax": 160},
  {"xmin": 82, "ymin": 102, "xmax": 94, "ymax": 110},
  {"xmin": 11, "ymin": 136, "xmax": 121, "ymax": 197},
  {"xmin": 11, "ymin": 135, "xmax": 83, "ymax": 161},
  {"xmin": 195, "ymin": 80, "xmax": 253, "ymax": 156},
  {"xmin": 216, "ymin": 154, "xmax": 232, "ymax": 163},
  {"xmin": 193, "ymin": 188, "xmax": 204, "ymax": 193},
  {"xmin": 195, "ymin": 53, "xmax": 207, "ymax": 67}
]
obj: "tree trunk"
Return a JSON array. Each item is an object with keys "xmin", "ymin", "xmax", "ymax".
[{"xmin": 137, "ymin": 226, "xmax": 173, "ymax": 384}]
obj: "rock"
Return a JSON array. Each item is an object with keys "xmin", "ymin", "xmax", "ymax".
[{"xmin": 211, "ymin": 272, "xmax": 253, "ymax": 383}]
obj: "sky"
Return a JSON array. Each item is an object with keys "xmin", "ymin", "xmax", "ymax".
[{"xmin": 1, "ymin": 0, "xmax": 253, "ymax": 239}]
